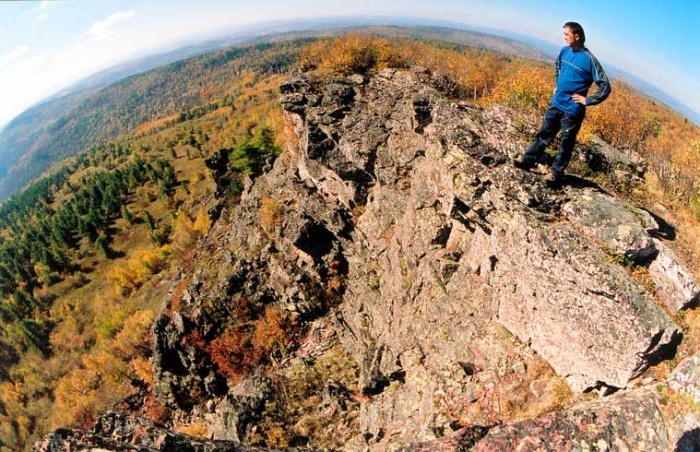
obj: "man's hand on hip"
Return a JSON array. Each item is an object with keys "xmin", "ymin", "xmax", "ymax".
[{"xmin": 571, "ymin": 93, "xmax": 587, "ymax": 105}]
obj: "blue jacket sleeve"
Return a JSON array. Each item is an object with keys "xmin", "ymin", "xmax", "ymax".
[{"xmin": 584, "ymin": 49, "xmax": 611, "ymax": 106}]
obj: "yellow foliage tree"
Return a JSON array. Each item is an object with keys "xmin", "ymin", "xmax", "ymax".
[
  {"xmin": 50, "ymin": 350, "xmax": 135, "ymax": 430},
  {"xmin": 318, "ymin": 33, "xmax": 390, "ymax": 75},
  {"xmin": 107, "ymin": 247, "xmax": 169, "ymax": 295},
  {"xmin": 192, "ymin": 207, "xmax": 211, "ymax": 236},
  {"xmin": 582, "ymin": 80, "xmax": 651, "ymax": 150},
  {"xmin": 171, "ymin": 208, "xmax": 210, "ymax": 249},
  {"xmin": 671, "ymin": 139, "xmax": 700, "ymax": 207},
  {"xmin": 486, "ymin": 63, "xmax": 552, "ymax": 114},
  {"xmin": 49, "ymin": 299, "xmax": 94, "ymax": 353},
  {"xmin": 260, "ymin": 197, "xmax": 282, "ymax": 233},
  {"xmin": 170, "ymin": 208, "xmax": 196, "ymax": 248},
  {"xmin": 114, "ymin": 309, "xmax": 155, "ymax": 359}
]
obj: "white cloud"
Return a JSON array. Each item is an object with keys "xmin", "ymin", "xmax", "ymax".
[
  {"xmin": 0, "ymin": 52, "xmax": 50, "ymax": 124},
  {"xmin": 88, "ymin": 10, "xmax": 137, "ymax": 40},
  {"xmin": 0, "ymin": 46, "xmax": 30, "ymax": 65},
  {"xmin": 37, "ymin": 1, "xmax": 52, "ymax": 20}
]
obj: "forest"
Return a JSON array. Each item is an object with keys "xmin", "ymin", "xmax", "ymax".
[
  {"xmin": 0, "ymin": 39, "xmax": 309, "ymax": 200},
  {"xmin": 0, "ymin": 32, "xmax": 699, "ymax": 450}
]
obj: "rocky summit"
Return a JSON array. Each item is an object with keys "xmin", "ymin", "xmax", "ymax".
[{"xmin": 37, "ymin": 69, "xmax": 700, "ymax": 450}]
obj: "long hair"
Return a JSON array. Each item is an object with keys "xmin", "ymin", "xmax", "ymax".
[{"xmin": 564, "ymin": 22, "xmax": 586, "ymax": 45}]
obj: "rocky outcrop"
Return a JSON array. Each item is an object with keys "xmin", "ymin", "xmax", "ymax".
[
  {"xmin": 165, "ymin": 70, "xmax": 696, "ymax": 443},
  {"xmin": 226, "ymin": 68, "xmax": 690, "ymax": 443},
  {"xmin": 276, "ymin": 69, "xmax": 689, "ymax": 442},
  {"xmin": 40, "ymin": 68, "xmax": 699, "ymax": 449}
]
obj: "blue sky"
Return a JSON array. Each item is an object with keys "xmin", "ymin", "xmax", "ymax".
[{"xmin": 0, "ymin": 0, "xmax": 697, "ymax": 126}]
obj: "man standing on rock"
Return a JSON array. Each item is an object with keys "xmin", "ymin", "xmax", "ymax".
[{"xmin": 514, "ymin": 22, "xmax": 610, "ymax": 184}]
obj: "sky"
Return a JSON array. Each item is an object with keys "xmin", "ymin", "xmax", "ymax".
[{"xmin": 0, "ymin": 0, "xmax": 698, "ymax": 126}]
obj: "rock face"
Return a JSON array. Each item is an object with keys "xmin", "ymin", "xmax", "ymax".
[
  {"xmin": 275, "ymin": 69, "xmax": 687, "ymax": 441},
  {"xmin": 38, "ymin": 69, "xmax": 699, "ymax": 449}
]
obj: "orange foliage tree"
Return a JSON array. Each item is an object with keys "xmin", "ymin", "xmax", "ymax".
[
  {"xmin": 582, "ymin": 80, "xmax": 659, "ymax": 151},
  {"xmin": 671, "ymin": 139, "xmax": 700, "ymax": 208},
  {"xmin": 190, "ymin": 305, "xmax": 297, "ymax": 384},
  {"xmin": 486, "ymin": 63, "xmax": 552, "ymax": 115},
  {"xmin": 301, "ymin": 34, "xmax": 512, "ymax": 100}
]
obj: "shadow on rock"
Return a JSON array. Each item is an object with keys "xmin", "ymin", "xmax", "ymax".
[
  {"xmin": 641, "ymin": 330, "xmax": 684, "ymax": 371},
  {"xmin": 676, "ymin": 427, "xmax": 700, "ymax": 452},
  {"xmin": 561, "ymin": 174, "xmax": 609, "ymax": 192},
  {"xmin": 643, "ymin": 208, "xmax": 677, "ymax": 240}
]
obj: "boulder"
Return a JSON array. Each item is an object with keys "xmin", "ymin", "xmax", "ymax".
[
  {"xmin": 396, "ymin": 425, "xmax": 491, "ymax": 451},
  {"xmin": 649, "ymin": 239, "xmax": 700, "ymax": 312},
  {"xmin": 669, "ymin": 352, "xmax": 700, "ymax": 403},
  {"xmin": 582, "ymin": 134, "xmax": 646, "ymax": 177},
  {"xmin": 562, "ymin": 189, "xmax": 656, "ymax": 262},
  {"xmin": 667, "ymin": 411, "xmax": 700, "ymax": 452},
  {"xmin": 206, "ymin": 377, "xmax": 273, "ymax": 442},
  {"xmin": 561, "ymin": 189, "xmax": 699, "ymax": 314},
  {"xmin": 493, "ymin": 204, "xmax": 681, "ymax": 392}
]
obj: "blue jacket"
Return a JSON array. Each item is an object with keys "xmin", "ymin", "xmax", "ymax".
[{"xmin": 551, "ymin": 46, "xmax": 610, "ymax": 116}]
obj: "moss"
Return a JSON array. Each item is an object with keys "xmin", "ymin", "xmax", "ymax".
[
  {"xmin": 623, "ymin": 204, "xmax": 646, "ymax": 225},
  {"xmin": 600, "ymin": 244, "xmax": 635, "ymax": 268}
]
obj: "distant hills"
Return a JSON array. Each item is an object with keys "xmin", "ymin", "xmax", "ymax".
[
  {"xmin": 0, "ymin": 39, "xmax": 306, "ymax": 200},
  {"xmin": 0, "ymin": 22, "xmax": 552, "ymax": 201},
  {"xmin": 51, "ymin": 18, "xmax": 554, "ymax": 102}
]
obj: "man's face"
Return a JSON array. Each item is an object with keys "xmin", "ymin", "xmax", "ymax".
[{"xmin": 563, "ymin": 27, "xmax": 580, "ymax": 47}]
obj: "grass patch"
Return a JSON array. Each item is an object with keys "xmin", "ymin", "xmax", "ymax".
[{"xmin": 251, "ymin": 345, "xmax": 360, "ymax": 448}]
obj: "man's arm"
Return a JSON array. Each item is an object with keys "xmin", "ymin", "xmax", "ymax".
[
  {"xmin": 553, "ymin": 49, "xmax": 563, "ymax": 94},
  {"xmin": 584, "ymin": 49, "xmax": 611, "ymax": 106}
]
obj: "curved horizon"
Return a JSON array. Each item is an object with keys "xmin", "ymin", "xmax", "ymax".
[{"xmin": 0, "ymin": 1, "xmax": 698, "ymax": 125}]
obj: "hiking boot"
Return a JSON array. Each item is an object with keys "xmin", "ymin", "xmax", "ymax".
[
  {"xmin": 513, "ymin": 155, "xmax": 535, "ymax": 170},
  {"xmin": 533, "ymin": 163, "xmax": 550, "ymax": 175},
  {"xmin": 544, "ymin": 172, "xmax": 563, "ymax": 186}
]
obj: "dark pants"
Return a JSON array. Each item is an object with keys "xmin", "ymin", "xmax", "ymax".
[{"xmin": 524, "ymin": 105, "xmax": 585, "ymax": 177}]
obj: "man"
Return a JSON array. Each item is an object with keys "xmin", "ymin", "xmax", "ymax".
[{"xmin": 514, "ymin": 22, "xmax": 610, "ymax": 184}]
